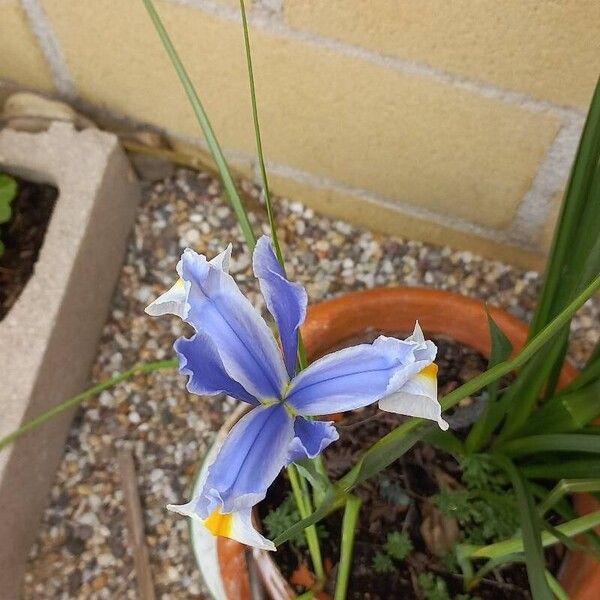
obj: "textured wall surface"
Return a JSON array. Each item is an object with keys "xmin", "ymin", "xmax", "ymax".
[{"xmin": 1, "ymin": 0, "xmax": 598, "ymax": 268}]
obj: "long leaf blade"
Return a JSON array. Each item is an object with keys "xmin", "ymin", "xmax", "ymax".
[
  {"xmin": 495, "ymin": 458, "xmax": 552, "ymax": 600},
  {"xmin": 142, "ymin": 0, "xmax": 256, "ymax": 250}
]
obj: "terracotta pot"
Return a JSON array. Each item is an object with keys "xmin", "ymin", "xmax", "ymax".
[{"xmin": 191, "ymin": 287, "xmax": 598, "ymax": 599}]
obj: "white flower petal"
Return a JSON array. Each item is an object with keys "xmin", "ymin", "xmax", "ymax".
[
  {"xmin": 145, "ymin": 244, "xmax": 232, "ymax": 319},
  {"xmin": 167, "ymin": 503, "xmax": 275, "ymax": 551},
  {"xmin": 379, "ymin": 364, "xmax": 449, "ymax": 430}
]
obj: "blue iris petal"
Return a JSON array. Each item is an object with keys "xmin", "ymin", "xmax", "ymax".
[
  {"xmin": 197, "ymin": 404, "xmax": 295, "ymax": 516},
  {"xmin": 175, "ymin": 331, "xmax": 259, "ymax": 405},
  {"xmin": 287, "ymin": 417, "xmax": 339, "ymax": 463},
  {"xmin": 253, "ymin": 236, "xmax": 307, "ymax": 379},
  {"xmin": 180, "ymin": 248, "xmax": 288, "ymax": 401},
  {"xmin": 286, "ymin": 336, "xmax": 424, "ymax": 416}
]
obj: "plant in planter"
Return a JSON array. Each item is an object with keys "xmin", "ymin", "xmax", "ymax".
[
  {"xmin": 1, "ymin": 1, "xmax": 599, "ymax": 599},
  {"xmin": 0, "ymin": 173, "xmax": 17, "ymax": 256}
]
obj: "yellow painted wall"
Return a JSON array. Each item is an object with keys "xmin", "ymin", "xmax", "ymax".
[{"xmin": 2, "ymin": 0, "xmax": 598, "ymax": 268}]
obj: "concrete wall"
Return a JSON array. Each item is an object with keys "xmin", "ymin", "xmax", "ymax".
[{"xmin": 1, "ymin": 0, "xmax": 599, "ymax": 268}]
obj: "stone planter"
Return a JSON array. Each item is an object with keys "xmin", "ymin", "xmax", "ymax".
[
  {"xmin": 191, "ymin": 287, "xmax": 598, "ymax": 599},
  {"xmin": 0, "ymin": 122, "xmax": 140, "ymax": 598}
]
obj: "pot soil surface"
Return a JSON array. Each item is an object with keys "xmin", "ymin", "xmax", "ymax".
[
  {"xmin": 259, "ymin": 335, "xmax": 562, "ymax": 600},
  {"xmin": 0, "ymin": 177, "xmax": 57, "ymax": 320}
]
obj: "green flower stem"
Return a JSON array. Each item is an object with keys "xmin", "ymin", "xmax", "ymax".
[
  {"xmin": 0, "ymin": 359, "xmax": 177, "ymax": 452},
  {"xmin": 288, "ymin": 463, "xmax": 326, "ymax": 583},
  {"xmin": 239, "ymin": 0, "xmax": 283, "ymax": 265},
  {"xmin": 334, "ymin": 494, "xmax": 362, "ymax": 600},
  {"xmin": 465, "ymin": 510, "xmax": 600, "ymax": 560},
  {"xmin": 143, "ymin": 0, "xmax": 256, "ymax": 251}
]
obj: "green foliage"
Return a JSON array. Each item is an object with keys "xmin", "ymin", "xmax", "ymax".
[
  {"xmin": 264, "ymin": 493, "xmax": 327, "ymax": 551},
  {"xmin": 385, "ymin": 531, "xmax": 413, "ymax": 560},
  {"xmin": 371, "ymin": 531, "xmax": 413, "ymax": 573},
  {"xmin": 417, "ymin": 573, "xmax": 480, "ymax": 600},
  {"xmin": 0, "ymin": 174, "xmax": 17, "ymax": 255},
  {"xmin": 264, "ymin": 494, "xmax": 307, "ymax": 549},
  {"xmin": 433, "ymin": 456, "xmax": 519, "ymax": 546},
  {"xmin": 461, "ymin": 455, "xmax": 508, "ymax": 492},
  {"xmin": 418, "ymin": 573, "xmax": 451, "ymax": 600},
  {"xmin": 372, "ymin": 551, "xmax": 394, "ymax": 574}
]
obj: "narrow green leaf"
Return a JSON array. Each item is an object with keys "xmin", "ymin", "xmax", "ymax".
[
  {"xmin": 530, "ymin": 77, "xmax": 600, "ymax": 336},
  {"xmin": 465, "ymin": 311, "xmax": 513, "ymax": 452},
  {"xmin": 0, "ymin": 359, "xmax": 178, "ymax": 451},
  {"xmin": 504, "ymin": 79, "xmax": 600, "ymax": 433},
  {"xmin": 273, "ymin": 488, "xmax": 345, "ymax": 546},
  {"xmin": 423, "ymin": 428, "xmax": 465, "ymax": 455},
  {"xmin": 545, "ymin": 570, "xmax": 569, "ymax": 600},
  {"xmin": 538, "ymin": 478, "xmax": 600, "ymax": 517},
  {"xmin": 295, "ymin": 459, "xmax": 331, "ymax": 496},
  {"xmin": 142, "ymin": 0, "xmax": 256, "ymax": 250},
  {"xmin": 565, "ymin": 341, "xmax": 600, "ymax": 392},
  {"xmin": 492, "ymin": 458, "xmax": 552, "ymax": 600},
  {"xmin": 513, "ymin": 379, "xmax": 600, "ymax": 437},
  {"xmin": 467, "ymin": 509, "xmax": 600, "ymax": 559},
  {"xmin": 500, "ymin": 433, "xmax": 600, "ymax": 458},
  {"xmin": 340, "ymin": 422, "xmax": 429, "ymax": 490},
  {"xmin": 521, "ymin": 458, "xmax": 600, "ymax": 479},
  {"xmin": 238, "ymin": 0, "xmax": 284, "ymax": 265}
]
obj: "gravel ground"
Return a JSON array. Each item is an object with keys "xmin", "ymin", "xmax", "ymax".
[{"xmin": 23, "ymin": 167, "xmax": 599, "ymax": 599}]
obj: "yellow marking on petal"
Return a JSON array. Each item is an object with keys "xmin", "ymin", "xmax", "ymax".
[
  {"xmin": 174, "ymin": 277, "xmax": 185, "ymax": 289},
  {"xmin": 203, "ymin": 510, "xmax": 234, "ymax": 538},
  {"xmin": 419, "ymin": 363, "xmax": 438, "ymax": 379}
]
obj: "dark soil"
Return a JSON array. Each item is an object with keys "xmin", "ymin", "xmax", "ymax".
[
  {"xmin": 0, "ymin": 177, "xmax": 57, "ymax": 320},
  {"xmin": 259, "ymin": 336, "xmax": 561, "ymax": 600}
]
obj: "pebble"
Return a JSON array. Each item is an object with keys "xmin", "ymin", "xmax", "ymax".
[{"xmin": 23, "ymin": 167, "xmax": 599, "ymax": 599}]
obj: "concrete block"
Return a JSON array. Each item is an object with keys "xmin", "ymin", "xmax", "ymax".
[{"xmin": 0, "ymin": 122, "xmax": 140, "ymax": 598}]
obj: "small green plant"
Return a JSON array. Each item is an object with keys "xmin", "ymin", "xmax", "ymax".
[
  {"xmin": 418, "ymin": 573, "xmax": 480, "ymax": 600},
  {"xmin": 371, "ymin": 531, "xmax": 413, "ymax": 573},
  {"xmin": 372, "ymin": 551, "xmax": 394, "ymax": 574},
  {"xmin": 418, "ymin": 573, "xmax": 452, "ymax": 600},
  {"xmin": 433, "ymin": 456, "xmax": 520, "ymax": 546},
  {"xmin": 264, "ymin": 493, "xmax": 306, "ymax": 550},
  {"xmin": 0, "ymin": 174, "xmax": 17, "ymax": 255},
  {"xmin": 385, "ymin": 531, "xmax": 413, "ymax": 560},
  {"xmin": 264, "ymin": 493, "xmax": 327, "ymax": 551}
]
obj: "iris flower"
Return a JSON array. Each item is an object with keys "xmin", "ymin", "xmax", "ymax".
[{"xmin": 146, "ymin": 236, "xmax": 447, "ymax": 550}]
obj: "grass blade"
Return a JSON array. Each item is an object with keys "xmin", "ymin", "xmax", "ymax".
[
  {"xmin": 493, "ymin": 458, "xmax": 552, "ymax": 599},
  {"xmin": 500, "ymin": 433, "xmax": 600, "ymax": 457},
  {"xmin": 238, "ymin": 0, "xmax": 284, "ymax": 264},
  {"xmin": 0, "ymin": 359, "xmax": 177, "ymax": 451},
  {"xmin": 465, "ymin": 311, "xmax": 513, "ymax": 452},
  {"xmin": 521, "ymin": 458, "xmax": 600, "ymax": 479},
  {"xmin": 143, "ymin": 0, "xmax": 256, "ymax": 250},
  {"xmin": 513, "ymin": 379, "xmax": 600, "ymax": 436},
  {"xmin": 530, "ymin": 77, "xmax": 600, "ymax": 336}
]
